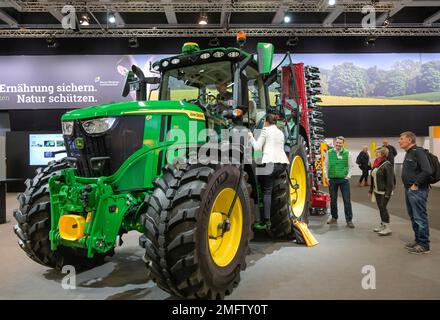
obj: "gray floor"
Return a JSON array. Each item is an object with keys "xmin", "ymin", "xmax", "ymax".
[{"xmin": 1, "ymin": 192, "xmax": 440, "ymax": 300}]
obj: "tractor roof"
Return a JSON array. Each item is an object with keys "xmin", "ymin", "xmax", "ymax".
[{"xmin": 152, "ymin": 45, "xmax": 255, "ymax": 73}]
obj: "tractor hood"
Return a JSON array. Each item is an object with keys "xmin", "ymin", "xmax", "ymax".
[{"xmin": 61, "ymin": 100, "xmax": 204, "ymax": 121}]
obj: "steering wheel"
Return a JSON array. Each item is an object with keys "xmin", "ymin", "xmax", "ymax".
[{"xmin": 197, "ymin": 92, "xmax": 218, "ymax": 111}]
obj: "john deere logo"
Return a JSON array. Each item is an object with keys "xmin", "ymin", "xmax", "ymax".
[{"xmin": 74, "ymin": 137, "xmax": 85, "ymax": 150}]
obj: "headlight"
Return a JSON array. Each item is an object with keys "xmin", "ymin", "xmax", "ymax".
[
  {"xmin": 62, "ymin": 121, "xmax": 74, "ymax": 136},
  {"xmin": 81, "ymin": 117, "xmax": 117, "ymax": 134},
  {"xmin": 200, "ymin": 53, "xmax": 211, "ymax": 59},
  {"xmin": 213, "ymin": 51, "xmax": 225, "ymax": 58},
  {"xmin": 227, "ymin": 51, "xmax": 240, "ymax": 58}
]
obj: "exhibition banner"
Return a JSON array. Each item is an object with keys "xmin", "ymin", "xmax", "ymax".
[
  {"xmin": 0, "ymin": 54, "xmax": 166, "ymax": 110},
  {"xmin": 1, "ymin": 53, "xmax": 440, "ymax": 109}
]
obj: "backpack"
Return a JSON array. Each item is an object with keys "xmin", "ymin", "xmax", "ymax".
[{"xmin": 423, "ymin": 149, "xmax": 440, "ymax": 184}]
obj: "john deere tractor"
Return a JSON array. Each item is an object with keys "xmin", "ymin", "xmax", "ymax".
[{"xmin": 13, "ymin": 40, "xmax": 324, "ymax": 299}]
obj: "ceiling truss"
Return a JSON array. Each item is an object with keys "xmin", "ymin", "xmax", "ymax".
[
  {"xmin": 0, "ymin": 1, "xmax": 439, "ymax": 38},
  {"xmin": 1, "ymin": 27, "xmax": 439, "ymax": 38},
  {"xmin": 4, "ymin": 1, "xmax": 398, "ymax": 13}
]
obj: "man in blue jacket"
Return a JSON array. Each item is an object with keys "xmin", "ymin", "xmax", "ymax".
[{"xmin": 399, "ymin": 131, "xmax": 432, "ymax": 254}]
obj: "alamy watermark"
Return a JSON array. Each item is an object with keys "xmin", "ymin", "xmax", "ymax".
[
  {"xmin": 61, "ymin": 265, "xmax": 76, "ymax": 290},
  {"xmin": 361, "ymin": 265, "xmax": 376, "ymax": 290}
]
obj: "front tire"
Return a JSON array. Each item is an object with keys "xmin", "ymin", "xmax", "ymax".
[
  {"xmin": 13, "ymin": 159, "xmax": 108, "ymax": 270},
  {"xmin": 140, "ymin": 162, "xmax": 252, "ymax": 299}
]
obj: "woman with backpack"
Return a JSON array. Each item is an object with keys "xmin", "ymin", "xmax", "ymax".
[{"xmin": 369, "ymin": 147, "xmax": 395, "ymax": 236}]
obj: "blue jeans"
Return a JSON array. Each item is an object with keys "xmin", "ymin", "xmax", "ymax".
[
  {"xmin": 405, "ymin": 187, "xmax": 430, "ymax": 250},
  {"xmin": 329, "ymin": 178, "xmax": 353, "ymax": 222}
]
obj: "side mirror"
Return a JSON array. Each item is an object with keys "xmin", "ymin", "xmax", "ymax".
[
  {"xmin": 257, "ymin": 43, "xmax": 274, "ymax": 75},
  {"xmin": 122, "ymin": 70, "xmax": 135, "ymax": 97}
]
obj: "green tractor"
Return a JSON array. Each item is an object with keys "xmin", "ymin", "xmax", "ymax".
[{"xmin": 13, "ymin": 40, "xmax": 318, "ymax": 299}]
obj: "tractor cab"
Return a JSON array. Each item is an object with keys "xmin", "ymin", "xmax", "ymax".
[{"xmin": 124, "ymin": 41, "xmax": 275, "ymax": 132}]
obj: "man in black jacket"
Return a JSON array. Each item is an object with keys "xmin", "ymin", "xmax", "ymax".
[
  {"xmin": 399, "ymin": 131, "xmax": 432, "ymax": 254},
  {"xmin": 383, "ymin": 140, "xmax": 398, "ymax": 165}
]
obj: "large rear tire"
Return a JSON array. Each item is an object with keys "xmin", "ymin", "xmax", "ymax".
[
  {"xmin": 269, "ymin": 136, "xmax": 310, "ymax": 237},
  {"xmin": 288, "ymin": 137, "xmax": 311, "ymax": 224},
  {"xmin": 13, "ymin": 159, "xmax": 108, "ymax": 270},
  {"xmin": 140, "ymin": 162, "xmax": 252, "ymax": 299}
]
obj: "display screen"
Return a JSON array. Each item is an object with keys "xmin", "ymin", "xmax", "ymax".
[{"xmin": 29, "ymin": 134, "xmax": 66, "ymax": 166}]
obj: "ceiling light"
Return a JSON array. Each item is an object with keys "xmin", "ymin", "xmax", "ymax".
[
  {"xmin": 79, "ymin": 14, "xmax": 90, "ymax": 26},
  {"xmin": 365, "ymin": 36, "xmax": 377, "ymax": 46},
  {"xmin": 108, "ymin": 13, "xmax": 116, "ymax": 24},
  {"xmin": 128, "ymin": 37, "xmax": 139, "ymax": 48},
  {"xmin": 46, "ymin": 37, "xmax": 59, "ymax": 48},
  {"xmin": 286, "ymin": 36, "xmax": 299, "ymax": 47},
  {"xmin": 208, "ymin": 37, "xmax": 220, "ymax": 47},
  {"xmin": 328, "ymin": 0, "xmax": 336, "ymax": 6},
  {"xmin": 283, "ymin": 15, "xmax": 291, "ymax": 23},
  {"xmin": 382, "ymin": 13, "xmax": 391, "ymax": 27},
  {"xmin": 199, "ymin": 13, "xmax": 208, "ymax": 25}
]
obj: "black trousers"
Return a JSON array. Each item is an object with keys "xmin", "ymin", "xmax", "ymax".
[
  {"xmin": 260, "ymin": 163, "xmax": 287, "ymax": 221},
  {"xmin": 375, "ymin": 193, "xmax": 390, "ymax": 224},
  {"xmin": 359, "ymin": 168, "xmax": 369, "ymax": 183}
]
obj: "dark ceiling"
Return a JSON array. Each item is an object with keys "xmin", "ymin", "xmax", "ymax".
[{"xmin": 0, "ymin": 1, "xmax": 439, "ymax": 54}]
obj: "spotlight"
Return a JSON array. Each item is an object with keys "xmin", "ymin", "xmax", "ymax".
[
  {"xmin": 208, "ymin": 37, "xmax": 220, "ymax": 47},
  {"xmin": 328, "ymin": 0, "xmax": 336, "ymax": 5},
  {"xmin": 108, "ymin": 13, "xmax": 116, "ymax": 24},
  {"xmin": 365, "ymin": 36, "xmax": 377, "ymax": 46},
  {"xmin": 128, "ymin": 37, "xmax": 139, "ymax": 48},
  {"xmin": 283, "ymin": 14, "xmax": 291, "ymax": 23},
  {"xmin": 79, "ymin": 14, "xmax": 90, "ymax": 26},
  {"xmin": 46, "ymin": 37, "xmax": 59, "ymax": 48},
  {"xmin": 382, "ymin": 13, "xmax": 391, "ymax": 27},
  {"xmin": 199, "ymin": 13, "xmax": 208, "ymax": 25},
  {"xmin": 286, "ymin": 36, "xmax": 299, "ymax": 47}
]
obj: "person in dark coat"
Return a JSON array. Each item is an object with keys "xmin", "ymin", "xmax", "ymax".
[
  {"xmin": 369, "ymin": 147, "xmax": 395, "ymax": 236},
  {"xmin": 356, "ymin": 146, "xmax": 370, "ymax": 187},
  {"xmin": 399, "ymin": 131, "xmax": 432, "ymax": 254},
  {"xmin": 383, "ymin": 140, "xmax": 398, "ymax": 165}
]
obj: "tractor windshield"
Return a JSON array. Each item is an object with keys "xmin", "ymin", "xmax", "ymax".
[{"xmin": 160, "ymin": 61, "xmax": 234, "ymax": 108}]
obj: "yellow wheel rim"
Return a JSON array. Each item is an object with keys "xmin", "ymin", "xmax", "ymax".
[
  {"xmin": 208, "ymin": 188, "xmax": 243, "ymax": 267},
  {"xmin": 290, "ymin": 155, "xmax": 307, "ymax": 218}
]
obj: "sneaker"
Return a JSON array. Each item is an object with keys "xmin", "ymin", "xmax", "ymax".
[
  {"xmin": 404, "ymin": 241, "xmax": 418, "ymax": 249},
  {"xmin": 346, "ymin": 221, "xmax": 355, "ymax": 228},
  {"xmin": 378, "ymin": 225, "xmax": 392, "ymax": 236},
  {"xmin": 408, "ymin": 244, "xmax": 431, "ymax": 255},
  {"xmin": 253, "ymin": 222, "xmax": 268, "ymax": 230},
  {"xmin": 373, "ymin": 223, "xmax": 385, "ymax": 232},
  {"xmin": 327, "ymin": 218, "xmax": 338, "ymax": 225}
]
